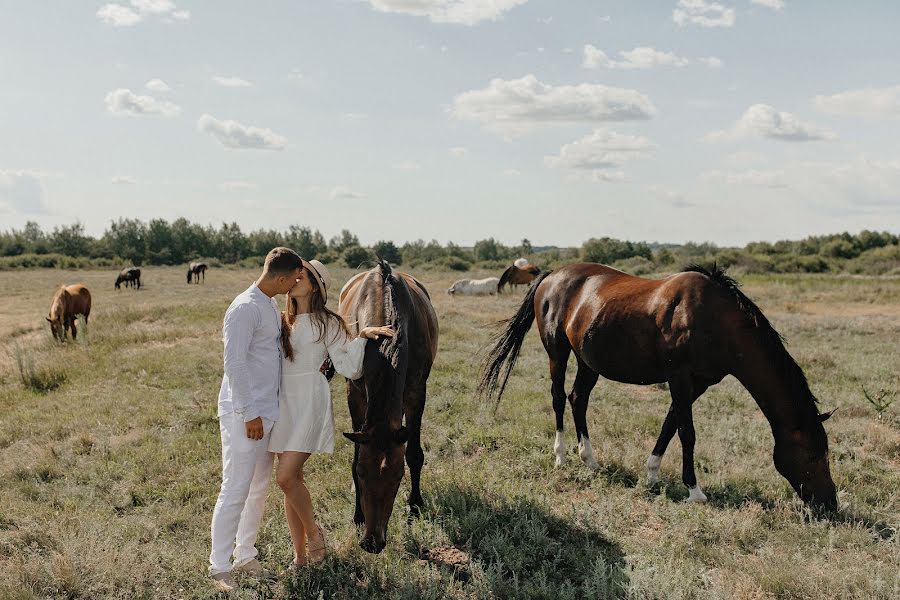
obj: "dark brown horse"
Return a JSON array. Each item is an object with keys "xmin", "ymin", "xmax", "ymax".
[
  {"xmin": 47, "ymin": 284, "xmax": 92, "ymax": 341},
  {"xmin": 115, "ymin": 267, "xmax": 141, "ymax": 290},
  {"xmin": 186, "ymin": 262, "xmax": 207, "ymax": 284},
  {"xmin": 480, "ymin": 263, "xmax": 838, "ymax": 510},
  {"xmin": 498, "ymin": 264, "xmax": 540, "ymax": 293},
  {"xmin": 339, "ymin": 260, "xmax": 439, "ymax": 553}
]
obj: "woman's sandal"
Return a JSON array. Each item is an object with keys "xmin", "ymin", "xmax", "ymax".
[{"xmin": 308, "ymin": 525, "xmax": 327, "ymax": 564}]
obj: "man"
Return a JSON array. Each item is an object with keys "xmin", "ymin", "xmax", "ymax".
[{"xmin": 209, "ymin": 247, "xmax": 303, "ymax": 592}]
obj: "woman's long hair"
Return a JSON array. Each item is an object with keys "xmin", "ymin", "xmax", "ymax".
[{"xmin": 281, "ymin": 270, "xmax": 351, "ymax": 361}]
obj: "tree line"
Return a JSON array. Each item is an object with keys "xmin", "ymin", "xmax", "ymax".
[{"xmin": 1, "ymin": 219, "xmax": 898, "ymax": 275}]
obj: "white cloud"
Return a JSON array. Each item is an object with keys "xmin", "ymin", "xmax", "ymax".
[
  {"xmin": 0, "ymin": 170, "xmax": 49, "ymax": 214},
  {"xmin": 171, "ymin": 9, "xmax": 190, "ymax": 20},
  {"xmin": 590, "ymin": 170, "xmax": 629, "ymax": 183},
  {"xmin": 583, "ymin": 46, "xmax": 689, "ymax": 70},
  {"xmin": 131, "ymin": 0, "xmax": 174, "ymax": 14},
  {"xmin": 105, "ymin": 88, "xmax": 181, "ymax": 117},
  {"xmin": 392, "ymin": 160, "xmax": 421, "ymax": 170},
  {"xmin": 221, "ymin": 181, "xmax": 258, "ymax": 191},
  {"xmin": 330, "ymin": 186, "xmax": 365, "ymax": 200},
  {"xmin": 342, "ymin": 112, "xmax": 367, "ymax": 121},
  {"xmin": 110, "ymin": 175, "xmax": 137, "ymax": 184},
  {"xmin": 545, "ymin": 129, "xmax": 655, "ymax": 171},
  {"xmin": 96, "ymin": 4, "xmax": 142, "ymax": 26},
  {"xmin": 751, "ymin": 0, "xmax": 784, "ymax": 10},
  {"xmin": 451, "ymin": 74, "xmax": 655, "ymax": 135},
  {"xmin": 813, "ymin": 85, "xmax": 900, "ymax": 118},
  {"xmin": 367, "ymin": 0, "xmax": 528, "ymax": 26},
  {"xmin": 672, "ymin": 0, "xmax": 735, "ymax": 28},
  {"xmin": 197, "ymin": 114, "xmax": 287, "ymax": 150},
  {"xmin": 145, "ymin": 78, "xmax": 171, "ymax": 93},
  {"xmin": 706, "ymin": 104, "xmax": 835, "ymax": 142},
  {"xmin": 701, "ymin": 169, "xmax": 788, "ymax": 187},
  {"xmin": 212, "ymin": 76, "xmax": 253, "ymax": 88},
  {"xmin": 699, "ymin": 56, "xmax": 724, "ymax": 68},
  {"xmin": 646, "ymin": 185, "xmax": 692, "ymax": 207},
  {"xmin": 502, "ymin": 169, "xmax": 521, "ymax": 177},
  {"xmin": 449, "ymin": 147, "xmax": 467, "ymax": 157}
]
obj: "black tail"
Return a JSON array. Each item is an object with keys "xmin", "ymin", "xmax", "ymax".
[{"xmin": 478, "ymin": 271, "xmax": 551, "ymax": 406}]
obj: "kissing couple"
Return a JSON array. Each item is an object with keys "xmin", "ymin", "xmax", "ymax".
[{"xmin": 208, "ymin": 247, "xmax": 393, "ymax": 592}]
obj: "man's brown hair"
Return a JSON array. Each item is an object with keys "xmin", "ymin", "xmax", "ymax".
[{"xmin": 263, "ymin": 247, "xmax": 302, "ymax": 275}]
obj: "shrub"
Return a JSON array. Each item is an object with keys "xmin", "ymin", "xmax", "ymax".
[{"xmin": 342, "ymin": 245, "xmax": 374, "ymax": 268}]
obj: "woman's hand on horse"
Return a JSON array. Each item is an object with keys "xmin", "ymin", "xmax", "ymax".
[{"xmin": 360, "ymin": 326, "xmax": 395, "ymax": 340}]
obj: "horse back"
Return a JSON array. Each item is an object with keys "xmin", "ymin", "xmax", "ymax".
[{"xmin": 64, "ymin": 284, "xmax": 92, "ymax": 316}]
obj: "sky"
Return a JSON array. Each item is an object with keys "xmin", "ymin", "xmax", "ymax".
[{"xmin": 1, "ymin": 0, "xmax": 899, "ymax": 247}]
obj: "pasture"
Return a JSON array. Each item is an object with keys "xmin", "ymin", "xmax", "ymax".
[{"xmin": 0, "ymin": 266, "xmax": 898, "ymax": 599}]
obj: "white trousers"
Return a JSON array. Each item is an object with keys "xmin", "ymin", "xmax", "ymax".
[{"xmin": 209, "ymin": 412, "xmax": 274, "ymax": 575}]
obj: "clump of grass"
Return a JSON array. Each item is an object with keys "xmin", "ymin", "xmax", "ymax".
[
  {"xmin": 863, "ymin": 387, "xmax": 897, "ymax": 421},
  {"xmin": 9, "ymin": 342, "xmax": 66, "ymax": 394}
]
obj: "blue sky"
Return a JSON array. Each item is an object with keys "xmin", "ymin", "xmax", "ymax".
[{"xmin": 1, "ymin": 0, "xmax": 899, "ymax": 246}]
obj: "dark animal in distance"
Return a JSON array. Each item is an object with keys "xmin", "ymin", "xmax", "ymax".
[
  {"xmin": 47, "ymin": 284, "xmax": 92, "ymax": 341},
  {"xmin": 339, "ymin": 260, "xmax": 439, "ymax": 553},
  {"xmin": 480, "ymin": 263, "xmax": 838, "ymax": 511},
  {"xmin": 498, "ymin": 264, "xmax": 541, "ymax": 293},
  {"xmin": 187, "ymin": 262, "xmax": 208, "ymax": 284},
  {"xmin": 115, "ymin": 267, "xmax": 141, "ymax": 290}
]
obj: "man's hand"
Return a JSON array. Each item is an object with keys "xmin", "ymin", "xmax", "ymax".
[{"xmin": 245, "ymin": 417, "xmax": 264, "ymax": 440}]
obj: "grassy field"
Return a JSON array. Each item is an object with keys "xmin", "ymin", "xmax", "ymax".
[{"xmin": 0, "ymin": 266, "xmax": 898, "ymax": 599}]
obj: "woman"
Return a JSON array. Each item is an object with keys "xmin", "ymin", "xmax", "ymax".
[{"xmin": 269, "ymin": 259, "xmax": 393, "ymax": 568}]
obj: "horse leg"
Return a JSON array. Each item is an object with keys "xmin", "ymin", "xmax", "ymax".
[
  {"xmin": 669, "ymin": 374, "xmax": 706, "ymax": 503},
  {"xmin": 69, "ymin": 317, "xmax": 77, "ymax": 341},
  {"xmin": 347, "ymin": 379, "xmax": 367, "ymax": 525},
  {"xmin": 647, "ymin": 378, "xmax": 712, "ymax": 484},
  {"xmin": 569, "ymin": 358, "xmax": 600, "ymax": 469},
  {"xmin": 404, "ymin": 386, "xmax": 426, "ymax": 516},
  {"xmin": 548, "ymin": 340, "xmax": 571, "ymax": 467}
]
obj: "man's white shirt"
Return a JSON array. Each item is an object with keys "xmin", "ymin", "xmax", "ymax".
[{"xmin": 217, "ymin": 283, "xmax": 282, "ymax": 423}]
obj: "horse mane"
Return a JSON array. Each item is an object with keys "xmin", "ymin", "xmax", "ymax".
[
  {"xmin": 683, "ymin": 263, "xmax": 822, "ymax": 421},
  {"xmin": 498, "ymin": 266, "xmax": 514, "ymax": 292},
  {"xmin": 49, "ymin": 286, "xmax": 69, "ymax": 319}
]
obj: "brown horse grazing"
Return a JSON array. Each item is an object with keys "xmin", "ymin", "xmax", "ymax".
[
  {"xmin": 498, "ymin": 264, "xmax": 541, "ymax": 293},
  {"xmin": 115, "ymin": 267, "xmax": 141, "ymax": 290},
  {"xmin": 479, "ymin": 263, "xmax": 838, "ymax": 511},
  {"xmin": 186, "ymin": 262, "xmax": 207, "ymax": 284},
  {"xmin": 339, "ymin": 260, "xmax": 439, "ymax": 553},
  {"xmin": 47, "ymin": 284, "xmax": 92, "ymax": 341}
]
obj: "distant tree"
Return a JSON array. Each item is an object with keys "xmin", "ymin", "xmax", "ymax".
[
  {"xmin": 285, "ymin": 225, "xmax": 322, "ymax": 259},
  {"xmin": 329, "ymin": 229, "xmax": 359, "ymax": 254},
  {"xmin": 342, "ymin": 245, "xmax": 373, "ymax": 268},
  {"xmin": 50, "ymin": 223, "xmax": 92, "ymax": 258},
  {"xmin": 372, "ymin": 240, "xmax": 402, "ymax": 265},
  {"xmin": 518, "ymin": 238, "xmax": 533, "ymax": 256},
  {"xmin": 581, "ymin": 237, "xmax": 651, "ymax": 264},
  {"xmin": 216, "ymin": 222, "xmax": 248, "ymax": 263},
  {"xmin": 473, "ymin": 237, "xmax": 505, "ymax": 262}
]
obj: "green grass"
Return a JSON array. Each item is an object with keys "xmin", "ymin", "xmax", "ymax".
[{"xmin": 0, "ymin": 267, "xmax": 898, "ymax": 599}]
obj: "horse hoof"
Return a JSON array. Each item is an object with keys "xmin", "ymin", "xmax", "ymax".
[
  {"xmin": 647, "ymin": 472, "xmax": 659, "ymax": 485},
  {"xmin": 686, "ymin": 487, "xmax": 708, "ymax": 503},
  {"xmin": 554, "ymin": 456, "xmax": 566, "ymax": 468}
]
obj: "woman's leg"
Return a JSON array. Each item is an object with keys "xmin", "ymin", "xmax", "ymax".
[
  {"xmin": 284, "ymin": 494, "xmax": 307, "ymax": 564},
  {"xmin": 276, "ymin": 452, "xmax": 325, "ymax": 559}
]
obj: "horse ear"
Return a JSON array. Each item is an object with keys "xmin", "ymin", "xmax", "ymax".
[
  {"xmin": 819, "ymin": 408, "xmax": 837, "ymax": 422},
  {"xmin": 394, "ymin": 426, "xmax": 409, "ymax": 444},
  {"xmin": 344, "ymin": 431, "xmax": 371, "ymax": 444}
]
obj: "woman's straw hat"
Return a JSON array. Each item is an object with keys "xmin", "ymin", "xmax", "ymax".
[{"xmin": 302, "ymin": 259, "xmax": 332, "ymax": 302}]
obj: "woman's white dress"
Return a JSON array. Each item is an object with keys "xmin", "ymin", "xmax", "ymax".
[{"xmin": 268, "ymin": 315, "xmax": 366, "ymax": 454}]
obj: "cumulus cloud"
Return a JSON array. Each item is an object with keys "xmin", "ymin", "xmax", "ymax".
[
  {"xmin": 105, "ymin": 88, "xmax": 181, "ymax": 116},
  {"xmin": 699, "ymin": 56, "xmax": 724, "ymax": 68},
  {"xmin": 583, "ymin": 46, "xmax": 689, "ymax": 70},
  {"xmin": 672, "ymin": 0, "xmax": 735, "ymax": 28},
  {"xmin": 545, "ymin": 129, "xmax": 653, "ymax": 183},
  {"xmin": 813, "ymin": 85, "xmax": 900, "ymax": 118},
  {"xmin": 145, "ymin": 78, "xmax": 171, "ymax": 93},
  {"xmin": 701, "ymin": 169, "xmax": 788, "ymax": 187},
  {"xmin": 212, "ymin": 76, "xmax": 253, "ymax": 88},
  {"xmin": 96, "ymin": 1, "xmax": 189, "ymax": 27},
  {"xmin": 706, "ymin": 104, "xmax": 835, "ymax": 142},
  {"xmin": 751, "ymin": 0, "xmax": 784, "ymax": 9},
  {"xmin": 0, "ymin": 171, "xmax": 49, "ymax": 214},
  {"xmin": 367, "ymin": 0, "xmax": 528, "ymax": 26},
  {"xmin": 110, "ymin": 175, "xmax": 137, "ymax": 184},
  {"xmin": 330, "ymin": 186, "xmax": 365, "ymax": 200},
  {"xmin": 197, "ymin": 114, "xmax": 287, "ymax": 150},
  {"xmin": 451, "ymin": 74, "xmax": 655, "ymax": 135}
]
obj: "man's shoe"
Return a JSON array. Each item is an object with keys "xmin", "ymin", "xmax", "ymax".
[
  {"xmin": 210, "ymin": 571, "xmax": 237, "ymax": 592},
  {"xmin": 233, "ymin": 558, "xmax": 272, "ymax": 579}
]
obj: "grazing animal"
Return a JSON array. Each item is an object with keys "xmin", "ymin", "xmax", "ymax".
[
  {"xmin": 186, "ymin": 262, "xmax": 208, "ymax": 284},
  {"xmin": 447, "ymin": 277, "xmax": 500, "ymax": 296},
  {"xmin": 479, "ymin": 263, "xmax": 838, "ymax": 511},
  {"xmin": 47, "ymin": 284, "xmax": 91, "ymax": 341},
  {"xmin": 114, "ymin": 267, "xmax": 141, "ymax": 290},
  {"xmin": 498, "ymin": 264, "xmax": 541, "ymax": 293},
  {"xmin": 339, "ymin": 260, "xmax": 439, "ymax": 553}
]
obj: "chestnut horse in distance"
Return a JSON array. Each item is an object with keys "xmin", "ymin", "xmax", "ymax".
[
  {"xmin": 498, "ymin": 264, "xmax": 540, "ymax": 293},
  {"xmin": 480, "ymin": 263, "xmax": 837, "ymax": 510},
  {"xmin": 339, "ymin": 260, "xmax": 438, "ymax": 553},
  {"xmin": 47, "ymin": 284, "xmax": 92, "ymax": 341}
]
